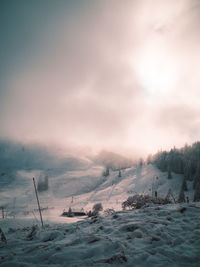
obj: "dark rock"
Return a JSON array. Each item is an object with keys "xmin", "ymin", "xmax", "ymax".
[{"xmin": 179, "ymin": 207, "xmax": 187, "ymax": 214}]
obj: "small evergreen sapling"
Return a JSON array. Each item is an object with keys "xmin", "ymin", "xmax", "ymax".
[{"xmin": 67, "ymin": 207, "xmax": 73, "ymax": 217}]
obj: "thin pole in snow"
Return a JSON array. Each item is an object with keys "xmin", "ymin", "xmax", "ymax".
[
  {"xmin": 33, "ymin": 177, "xmax": 44, "ymax": 228},
  {"xmin": 1, "ymin": 207, "xmax": 4, "ymax": 219}
]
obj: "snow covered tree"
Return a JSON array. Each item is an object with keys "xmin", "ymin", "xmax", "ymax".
[
  {"xmin": 118, "ymin": 170, "xmax": 121, "ymax": 177},
  {"xmin": 193, "ymin": 175, "xmax": 200, "ymax": 191},
  {"xmin": 182, "ymin": 178, "xmax": 188, "ymax": 191},
  {"xmin": 139, "ymin": 158, "xmax": 144, "ymax": 167},
  {"xmin": 194, "ymin": 182, "xmax": 200, "ymax": 202},
  {"xmin": 146, "ymin": 154, "xmax": 153, "ymax": 165},
  {"xmin": 92, "ymin": 203, "xmax": 103, "ymax": 215},
  {"xmin": 193, "ymin": 162, "xmax": 200, "ymax": 189},
  {"xmin": 103, "ymin": 167, "xmax": 110, "ymax": 177},
  {"xmin": 67, "ymin": 207, "xmax": 73, "ymax": 217},
  {"xmin": 178, "ymin": 185, "xmax": 185, "ymax": 203},
  {"xmin": 184, "ymin": 161, "xmax": 193, "ymax": 181},
  {"xmin": 168, "ymin": 165, "xmax": 172, "ymax": 179}
]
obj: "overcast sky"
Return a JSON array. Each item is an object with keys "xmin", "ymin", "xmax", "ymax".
[{"xmin": 1, "ymin": 0, "xmax": 200, "ymax": 156}]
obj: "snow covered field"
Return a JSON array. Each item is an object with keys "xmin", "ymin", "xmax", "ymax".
[
  {"xmin": 0, "ymin": 203, "xmax": 200, "ymax": 266},
  {"xmin": 0, "ymin": 163, "xmax": 199, "ymax": 266}
]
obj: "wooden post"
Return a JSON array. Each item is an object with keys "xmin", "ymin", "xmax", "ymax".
[{"xmin": 33, "ymin": 177, "xmax": 44, "ymax": 228}]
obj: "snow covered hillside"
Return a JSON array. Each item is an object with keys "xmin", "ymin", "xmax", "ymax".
[
  {"xmin": 0, "ymin": 163, "xmax": 193, "ymax": 223},
  {"xmin": 0, "ymin": 163, "xmax": 193, "ymax": 224}
]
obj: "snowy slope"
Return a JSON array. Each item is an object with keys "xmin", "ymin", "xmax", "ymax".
[{"xmin": 0, "ymin": 164, "xmax": 193, "ymax": 223}]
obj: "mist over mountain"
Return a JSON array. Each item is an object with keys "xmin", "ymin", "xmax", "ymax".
[
  {"xmin": 0, "ymin": 140, "xmax": 92, "ymax": 173},
  {"xmin": 95, "ymin": 150, "xmax": 135, "ymax": 170}
]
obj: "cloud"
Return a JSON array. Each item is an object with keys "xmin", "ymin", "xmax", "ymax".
[
  {"xmin": 1, "ymin": 0, "xmax": 200, "ymax": 155},
  {"xmin": 156, "ymin": 104, "xmax": 200, "ymax": 140}
]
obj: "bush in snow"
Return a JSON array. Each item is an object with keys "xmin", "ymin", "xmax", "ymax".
[
  {"xmin": 0, "ymin": 227, "xmax": 7, "ymax": 243},
  {"xmin": 93, "ymin": 203, "xmax": 103, "ymax": 215},
  {"xmin": 87, "ymin": 210, "xmax": 92, "ymax": 217},
  {"xmin": 88, "ymin": 203, "xmax": 103, "ymax": 217},
  {"xmin": 104, "ymin": 208, "xmax": 115, "ymax": 215},
  {"xmin": 122, "ymin": 194, "xmax": 171, "ymax": 210},
  {"xmin": 26, "ymin": 225, "xmax": 38, "ymax": 241}
]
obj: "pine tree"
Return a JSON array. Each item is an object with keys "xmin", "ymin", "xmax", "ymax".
[
  {"xmin": 118, "ymin": 170, "xmax": 121, "ymax": 177},
  {"xmin": 193, "ymin": 162, "xmax": 200, "ymax": 189},
  {"xmin": 147, "ymin": 154, "xmax": 152, "ymax": 165},
  {"xmin": 168, "ymin": 165, "xmax": 172, "ymax": 179},
  {"xmin": 182, "ymin": 178, "xmax": 188, "ymax": 191},
  {"xmin": 67, "ymin": 207, "xmax": 73, "ymax": 217},
  {"xmin": 193, "ymin": 175, "xmax": 200, "ymax": 190},
  {"xmin": 178, "ymin": 185, "xmax": 185, "ymax": 203},
  {"xmin": 194, "ymin": 182, "xmax": 200, "ymax": 202},
  {"xmin": 139, "ymin": 158, "xmax": 144, "ymax": 167},
  {"xmin": 105, "ymin": 167, "xmax": 110, "ymax": 176},
  {"xmin": 184, "ymin": 160, "xmax": 193, "ymax": 181},
  {"xmin": 103, "ymin": 167, "xmax": 110, "ymax": 177}
]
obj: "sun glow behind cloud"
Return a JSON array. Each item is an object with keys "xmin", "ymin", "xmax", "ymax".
[{"xmin": 136, "ymin": 41, "xmax": 179, "ymax": 94}]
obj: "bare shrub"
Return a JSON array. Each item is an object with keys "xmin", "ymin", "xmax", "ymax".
[
  {"xmin": 122, "ymin": 194, "xmax": 171, "ymax": 210},
  {"xmin": 104, "ymin": 208, "xmax": 115, "ymax": 215}
]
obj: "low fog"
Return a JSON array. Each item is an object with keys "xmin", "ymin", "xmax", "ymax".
[{"xmin": 1, "ymin": 0, "xmax": 200, "ymax": 156}]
